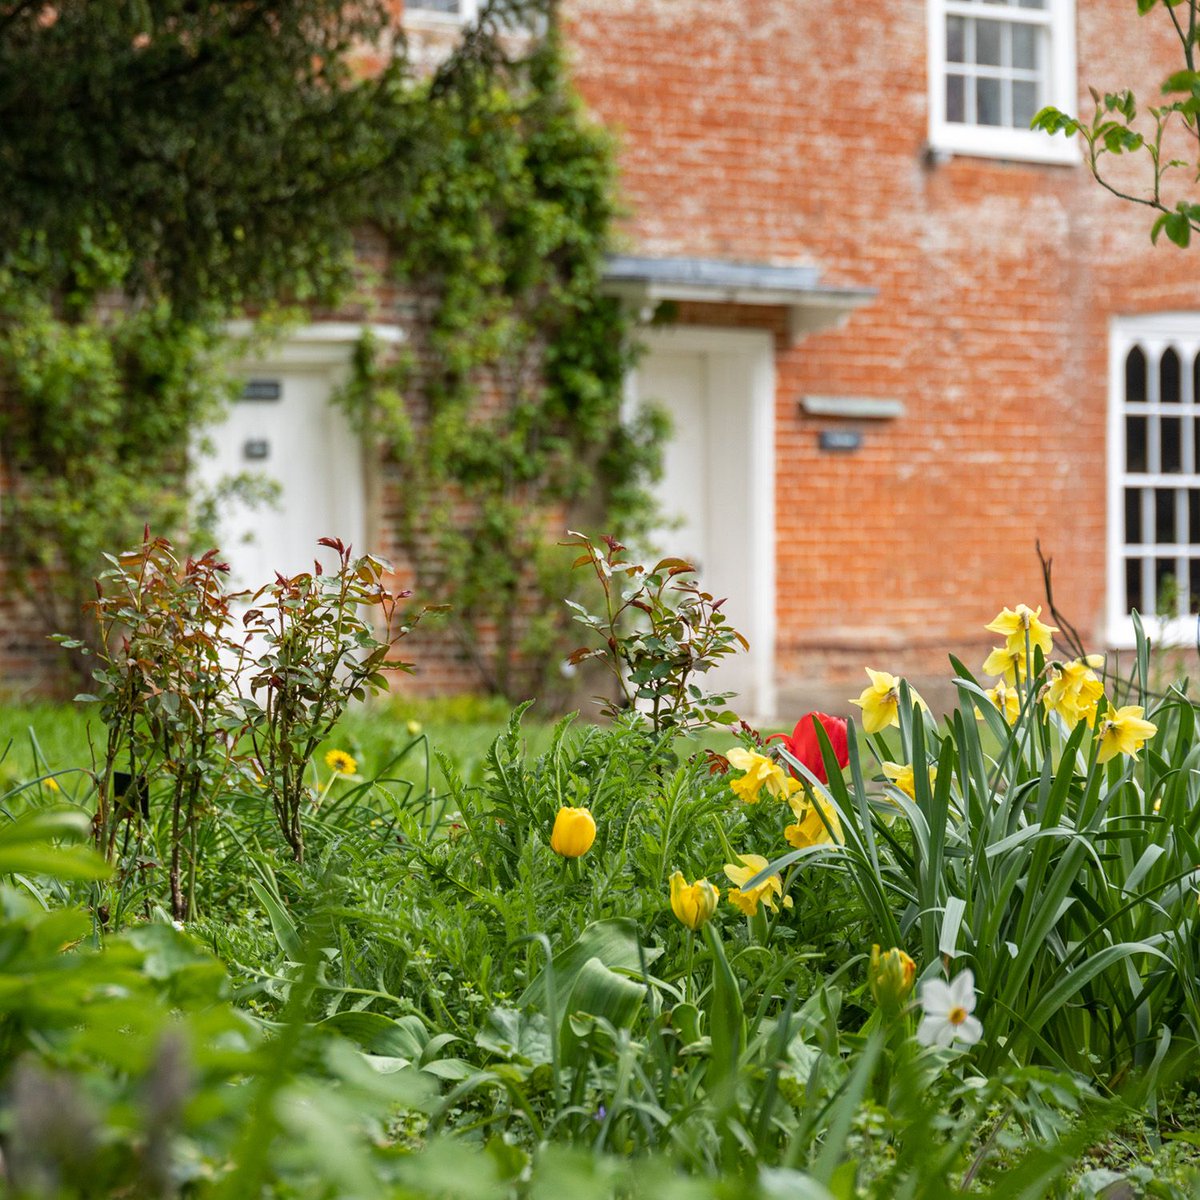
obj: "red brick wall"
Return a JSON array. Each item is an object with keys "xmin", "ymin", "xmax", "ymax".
[{"xmin": 563, "ymin": 0, "xmax": 1200, "ymax": 705}]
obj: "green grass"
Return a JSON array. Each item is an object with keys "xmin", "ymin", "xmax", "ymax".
[{"xmin": 0, "ymin": 695, "xmax": 561, "ymax": 796}]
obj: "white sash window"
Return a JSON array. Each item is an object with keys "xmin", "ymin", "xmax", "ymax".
[{"xmin": 928, "ymin": 0, "xmax": 1077, "ymax": 163}]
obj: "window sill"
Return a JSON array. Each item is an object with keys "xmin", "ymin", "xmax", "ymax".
[{"xmin": 927, "ymin": 126, "xmax": 1081, "ymax": 167}]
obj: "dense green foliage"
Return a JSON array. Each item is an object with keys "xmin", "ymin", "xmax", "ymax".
[
  {"xmin": 338, "ymin": 50, "xmax": 665, "ymax": 699},
  {"xmin": 0, "ymin": 3, "xmax": 657, "ymax": 698},
  {"xmin": 2, "ymin": 540, "xmax": 1200, "ymax": 1196}
]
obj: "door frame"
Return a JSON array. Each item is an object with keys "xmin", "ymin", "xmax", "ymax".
[
  {"xmin": 215, "ymin": 321, "xmax": 405, "ymax": 566},
  {"xmin": 628, "ymin": 324, "xmax": 777, "ymax": 717}
]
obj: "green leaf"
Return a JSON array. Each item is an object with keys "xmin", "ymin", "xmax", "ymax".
[
  {"xmin": 517, "ymin": 917, "xmax": 660, "ymax": 1009},
  {"xmin": 702, "ymin": 921, "xmax": 744, "ymax": 1097}
]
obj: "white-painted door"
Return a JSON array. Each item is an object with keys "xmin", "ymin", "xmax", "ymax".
[
  {"xmin": 193, "ymin": 368, "xmax": 366, "ymax": 592},
  {"xmin": 635, "ymin": 328, "xmax": 775, "ymax": 717}
]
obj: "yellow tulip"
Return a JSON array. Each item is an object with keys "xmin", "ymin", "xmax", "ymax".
[
  {"xmin": 550, "ymin": 806, "xmax": 596, "ymax": 858},
  {"xmin": 869, "ymin": 944, "xmax": 916, "ymax": 1016},
  {"xmin": 669, "ymin": 871, "xmax": 719, "ymax": 931}
]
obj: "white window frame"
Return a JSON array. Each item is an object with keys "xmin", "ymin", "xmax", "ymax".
[
  {"xmin": 403, "ymin": 0, "xmax": 478, "ymax": 25},
  {"xmin": 1107, "ymin": 314, "xmax": 1200, "ymax": 648},
  {"xmin": 927, "ymin": 0, "xmax": 1078, "ymax": 164}
]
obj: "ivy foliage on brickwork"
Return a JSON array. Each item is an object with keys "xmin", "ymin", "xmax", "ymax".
[
  {"xmin": 0, "ymin": 1, "xmax": 659, "ymax": 696},
  {"xmin": 1033, "ymin": 0, "xmax": 1200, "ymax": 246},
  {"xmin": 338, "ymin": 41, "xmax": 666, "ymax": 700}
]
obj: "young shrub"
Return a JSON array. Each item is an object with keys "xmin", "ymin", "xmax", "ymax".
[
  {"xmin": 562, "ymin": 530, "xmax": 747, "ymax": 734},
  {"xmin": 240, "ymin": 537, "xmax": 429, "ymax": 864},
  {"xmin": 65, "ymin": 531, "xmax": 247, "ymax": 921}
]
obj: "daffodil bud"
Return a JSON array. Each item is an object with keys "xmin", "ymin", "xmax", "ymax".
[
  {"xmin": 669, "ymin": 870, "xmax": 719, "ymax": 931},
  {"xmin": 869, "ymin": 944, "xmax": 916, "ymax": 1016},
  {"xmin": 550, "ymin": 806, "xmax": 596, "ymax": 858}
]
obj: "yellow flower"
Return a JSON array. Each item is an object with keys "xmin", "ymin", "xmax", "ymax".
[
  {"xmin": 723, "ymin": 854, "xmax": 793, "ymax": 917},
  {"xmin": 726, "ymin": 747, "xmax": 801, "ymax": 805},
  {"xmin": 784, "ymin": 791, "xmax": 843, "ymax": 848},
  {"xmin": 550, "ymin": 806, "xmax": 596, "ymax": 858},
  {"xmin": 406, "ymin": 719, "xmax": 423, "ymax": 736},
  {"xmin": 985, "ymin": 604, "xmax": 1057, "ymax": 660},
  {"xmin": 1095, "ymin": 705, "xmax": 1158, "ymax": 765},
  {"xmin": 882, "ymin": 760, "xmax": 937, "ymax": 801},
  {"xmin": 1042, "ymin": 657, "xmax": 1105, "ymax": 728},
  {"xmin": 982, "ymin": 646, "xmax": 1026, "ymax": 685},
  {"xmin": 669, "ymin": 870, "xmax": 720, "ymax": 931},
  {"xmin": 869, "ymin": 944, "xmax": 917, "ymax": 1015},
  {"xmin": 850, "ymin": 669, "xmax": 926, "ymax": 734},
  {"xmin": 984, "ymin": 678, "xmax": 1021, "ymax": 724},
  {"xmin": 324, "ymin": 749, "xmax": 357, "ymax": 775},
  {"xmin": 43, "ymin": 777, "xmax": 61, "ymax": 793}
]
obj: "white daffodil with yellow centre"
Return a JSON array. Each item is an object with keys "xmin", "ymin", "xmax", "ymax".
[{"xmin": 916, "ymin": 969, "xmax": 982, "ymax": 1049}]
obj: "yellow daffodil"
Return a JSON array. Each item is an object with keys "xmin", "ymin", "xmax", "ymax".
[
  {"xmin": 723, "ymin": 854, "xmax": 793, "ymax": 917},
  {"xmin": 983, "ymin": 678, "xmax": 1021, "ymax": 724},
  {"xmin": 1042, "ymin": 657, "xmax": 1105, "ymax": 728},
  {"xmin": 982, "ymin": 646, "xmax": 1026, "ymax": 685},
  {"xmin": 1094, "ymin": 705, "xmax": 1158, "ymax": 765},
  {"xmin": 882, "ymin": 760, "xmax": 937, "ymax": 801},
  {"xmin": 324, "ymin": 749, "xmax": 358, "ymax": 775},
  {"xmin": 869, "ymin": 944, "xmax": 917, "ymax": 1016},
  {"xmin": 851, "ymin": 669, "xmax": 926, "ymax": 734},
  {"xmin": 784, "ymin": 790, "xmax": 843, "ymax": 848},
  {"xmin": 669, "ymin": 871, "xmax": 720, "ymax": 931},
  {"xmin": 985, "ymin": 604, "xmax": 1057, "ymax": 660},
  {"xmin": 726, "ymin": 747, "xmax": 801, "ymax": 804},
  {"xmin": 550, "ymin": 805, "xmax": 596, "ymax": 858}
]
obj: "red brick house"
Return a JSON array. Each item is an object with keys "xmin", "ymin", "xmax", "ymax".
[
  {"xmin": 6, "ymin": 0, "xmax": 1200, "ymax": 717},
  {"xmin": 559, "ymin": 0, "xmax": 1200, "ymax": 714}
]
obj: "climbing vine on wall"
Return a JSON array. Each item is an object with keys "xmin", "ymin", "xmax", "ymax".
[{"xmin": 340, "ymin": 40, "xmax": 666, "ymax": 700}]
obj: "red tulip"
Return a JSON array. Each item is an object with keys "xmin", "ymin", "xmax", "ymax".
[{"xmin": 767, "ymin": 712, "xmax": 849, "ymax": 784}]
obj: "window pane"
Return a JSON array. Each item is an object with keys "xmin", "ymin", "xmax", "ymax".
[
  {"xmin": 1125, "ymin": 488, "xmax": 1142, "ymax": 544},
  {"xmin": 947, "ymin": 15, "xmax": 966, "ymax": 62},
  {"xmin": 407, "ymin": 0, "xmax": 461, "ymax": 10},
  {"xmin": 1125, "ymin": 558, "xmax": 1142, "ymax": 613},
  {"xmin": 1156, "ymin": 559, "xmax": 1178, "ymax": 614},
  {"xmin": 1191, "ymin": 490, "xmax": 1200, "ymax": 542},
  {"xmin": 976, "ymin": 19, "xmax": 1003, "ymax": 65},
  {"xmin": 1193, "ymin": 351, "xmax": 1200, "ymax": 406},
  {"xmin": 1126, "ymin": 346, "xmax": 1147, "ymax": 403},
  {"xmin": 977, "ymin": 77, "xmax": 1003, "ymax": 125},
  {"xmin": 1012, "ymin": 80, "xmax": 1039, "ymax": 128},
  {"xmin": 946, "ymin": 73, "xmax": 966, "ymax": 122},
  {"xmin": 1161, "ymin": 347, "xmax": 1181, "ymax": 403},
  {"xmin": 1012, "ymin": 23, "xmax": 1039, "ymax": 69},
  {"xmin": 1190, "ymin": 559, "xmax": 1200, "ymax": 613},
  {"xmin": 1018, "ymin": 0, "xmax": 1046, "ymax": 8},
  {"xmin": 1156, "ymin": 489, "xmax": 1177, "ymax": 542},
  {"xmin": 1126, "ymin": 416, "xmax": 1147, "ymax": 472},
  {"xmin": 1162, "ymin": 416, "xmax": 1183, "ymax": 472}
]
